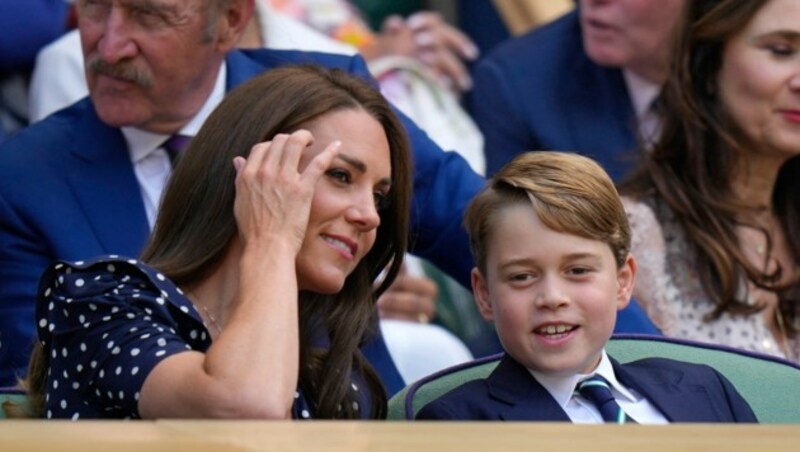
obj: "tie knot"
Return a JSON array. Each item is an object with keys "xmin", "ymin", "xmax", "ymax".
[
  {"xmin": 163, "ymin": 134, "xmax": 192, "ymax": 166},
  {"xmin": 577, "ymin": 376, "xmax": 615, "ymax": 405},
  {"xmin": 576, "ymin": 375, "xmax": 634, "ymax": 423}
]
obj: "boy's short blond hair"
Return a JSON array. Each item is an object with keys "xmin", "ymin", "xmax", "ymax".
[{"xmin": 464, "ymin": 151, "xmax": 631, "ymax": 272}]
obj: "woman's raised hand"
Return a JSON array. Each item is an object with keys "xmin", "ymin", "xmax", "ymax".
[{"xmin": 233, "ymin": 131, "xmax": 340, "ymax": 253}]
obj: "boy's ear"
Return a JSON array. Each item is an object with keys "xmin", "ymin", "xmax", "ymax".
[
  {"xmin": 615, "ymin": 253, "xmax": 637, "ymax": 311},
  {"xmin": 471, "ymin": 268, "xmax": 495, "ymax": 321}
]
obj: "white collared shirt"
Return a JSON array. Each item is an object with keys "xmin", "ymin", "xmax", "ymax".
[
  {"xmin": 529, "ymin": 350, "xmax": 669, "ymax": 424},
  {"xmin": 122, "ymin": 63, "xmax": 227, "ymax": 228},
  {"xmin": 623, "ymin": 69, "xmax": 662, "ymax": 148}
]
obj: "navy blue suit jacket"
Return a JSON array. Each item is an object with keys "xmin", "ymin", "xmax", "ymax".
[
  {"xmin": 469, "ymin": 10, "xmax": 639, "ymax": 181},
  {"xmin": 0, "ymin": 49, "xmax": 483, "ymax": 389},
  {"xmin": 416, "ymin": 354, "xmax": 758, "ymax": 422}
]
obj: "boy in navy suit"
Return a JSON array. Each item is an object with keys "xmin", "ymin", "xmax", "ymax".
[{"xmin": 416, "ymin": 152, "xmax": 757, "ymax": 423}]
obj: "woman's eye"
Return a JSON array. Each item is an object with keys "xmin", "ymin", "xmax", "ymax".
[
  {"xmin": 373, "ymin": 192, "xmax": 389, "ymax": 210},
  {"xmin": 767, "ymin": 44, "xmax": 795, "ymax": 57},
  {"xmin": 327, "ymin": 169, "xmax": 351, "ymax": 184}
]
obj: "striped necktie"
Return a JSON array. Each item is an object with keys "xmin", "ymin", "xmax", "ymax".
[
  {"xmin": 576, "ymin": 375, "xmax": 637, "ymax": 424},
  {"xmin": 163, "ymin": 134, "xmax": 192, "ymax": 167}
]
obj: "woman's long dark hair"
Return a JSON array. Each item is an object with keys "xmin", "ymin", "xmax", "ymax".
[
  {"xmin": 621, "ymin": 0, "xmax": 800, "ymax": 331},
  {"xmin": 140, "ymin": 65, "xmax": 412, "ymax": 418}
]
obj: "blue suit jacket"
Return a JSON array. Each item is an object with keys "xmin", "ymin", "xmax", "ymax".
[
  {"xmin": 416, "ymin": 353, "xmax": 758, "ymax": 422},
  {"xmin": 0, "ymin": 48, "xmax": 483, "ymax": 389},
  {"xmin": 469, "ymin": 10, "xmax": 639, "ymax": 181}
]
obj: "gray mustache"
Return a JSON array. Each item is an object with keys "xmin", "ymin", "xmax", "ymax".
[{"xmin": 87, "ymin": 57, "xmax": 154, "ymax": 88}]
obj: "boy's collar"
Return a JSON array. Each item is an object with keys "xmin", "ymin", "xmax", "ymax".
[{"xmin": 527, "ymin": 350, "xmax": 639, "ymax": 408}]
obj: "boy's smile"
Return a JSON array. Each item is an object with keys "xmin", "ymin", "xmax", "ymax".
[{"xmin": 472, "ymin": 203, "xmax": 636, "ymax": 377}]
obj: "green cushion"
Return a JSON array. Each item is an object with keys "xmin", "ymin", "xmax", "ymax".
[
  {"xmin": 388, "ymin": 335, "xmax": 800, "ymax": 423},
  {"xmin": 0, "ymin": 392, "xmax": 34, "ymax": 418}
]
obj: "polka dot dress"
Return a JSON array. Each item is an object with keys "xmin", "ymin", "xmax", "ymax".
[{"xmin": 36, "ymin": 256, "xmax": 316, "ymax": 419}]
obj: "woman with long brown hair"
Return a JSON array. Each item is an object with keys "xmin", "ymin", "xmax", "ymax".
[
  {"xmin": 28, "ymin": 65, "xmax": 411, "ymax": 419},
  {"xmin": 622, "ymin": 0, "xmax": 799, "ymax": 362}
]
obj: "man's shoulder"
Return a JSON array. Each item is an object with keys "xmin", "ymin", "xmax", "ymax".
[
  {"xmin": 233, "ymin": 47, "xmax": 360, "ymax": 71},
  {"xmin": 0, "ymin": 101, "xmax": 92, "ymax": 177}
]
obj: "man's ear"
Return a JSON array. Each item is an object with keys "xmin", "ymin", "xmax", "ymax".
[
  {"xmin": 471, "ymin": 267, "xmax": 494, "ymax": 322},
  {"xmin": 615, "ymin": 253, "xmax": 637, "ymax": 311},
  {"xmin": 214, "ymin": 0, "xmax": 255, "ymax": 52}
]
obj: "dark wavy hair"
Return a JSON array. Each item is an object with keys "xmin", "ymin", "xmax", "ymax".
[
  {"xmin": 621, "ymin": 0, "xmax": 799, "ymax": 331},
  {"xmin": 142, "ymin": 65, "xmax": 411, "ymax": 419}
]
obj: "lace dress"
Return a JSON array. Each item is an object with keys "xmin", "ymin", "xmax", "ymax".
[{"xmin": 623, "ymin": 197, "xmax": 799, "ymax": 363}]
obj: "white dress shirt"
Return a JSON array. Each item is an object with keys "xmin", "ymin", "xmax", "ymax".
[
  {"xmin": 623, "ymin": 69, "xmax": 662, "ymax": 148},
  {"xmin": 121, "ymin": 64, "xmax": 226, "ymax": 228},
  {"xmin": 529, "ymin": 350, "xmax": 669, "ymax": 424}
]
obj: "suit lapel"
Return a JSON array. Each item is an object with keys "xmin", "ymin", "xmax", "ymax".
[
  {"xmin": 488, "ymin": 355, "xmax": 571, "ymax": 421},
  {"xmin": 66, "ymin": 103, "xmax": 150, "ymax": 256},
  {"xmin": 612, "ymin": 358, "xmax": 720, "ymax": 422}
]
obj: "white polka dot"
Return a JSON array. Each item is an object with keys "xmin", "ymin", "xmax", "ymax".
[
  {"xmin": 55, "ymin": 263, "xmax": 63, "ymax": 270},
  {"xmin": 111, "ymin": 346, "xmax": 121, "ymax": 355},
  {"xmin": 140, "ymin": 333, "xmax": 151, "ymax": 340},
  {"xmin": 176, "ymin": 287, "xmax": 184, "ymax": 295},
  {"xmin": 127, "ymin": 259, "xmax": 137, "ymax": 265},
  {"xmin": 99, "ymin": 369, "xmax": 105, "ymax": 378},
  {"xmin": 71, "ymin": 412, "xmax": 80, "ymax": 420},
  {"xmin": 110, "ymin": 254, "xmax": 119, "ymax": 259},
  {"xmin": 134, "ymin": 392, "xmax": 140, "ymax": 401},
  {"xmin": 90, "ymin": 360, "xmax": 97, "ymax": 369},
  {"xmin": 130, "ymin": 348, "xmax": 140, "ymax": 356},
  {"xmin": 111, "ymin": 307, "xmax": 119, "ymax": 314},
  {"xmin": 53, "ymin": 380, "xmax": 58, "ymax": 389},
  {"xmin": 351, "ymin": 383, "xmax": 358, "ymax": 391},
  {"xmin": 47, "ymin": 410, "xmax": 52, "ymax": 418},
  {"xmin": 155, "ymin": 350, "xmax": 166, "ymax": 357},
  {"xmin": 107, "ymin": 264, "xmax": 116, "ymax": 272},
  {"xmin": 89, "ymin": 303, "xmax": 97, "ymax": 311},
  {"xmin": 74, "ymin": 261, "xmax": 84, "ymax": 266},
  {"xmin": 107, "ymin": 341, "xmax": 115, "ymax": 349},
  {"xmin": 156, "ymin": 273, "xmax": 165, "ymax": 281},
  {"xmin": 102, "ymin": 316, "xmax": 111, "ymax": 322},
  {"xmin": 129, "ymin": 327, "xmax": 139, "ymax": 333},
  {"xmin": 72, "ymin": 382, "xmax": 79, "ymax": 390},
  {"xmin": 48, "ymin": 324, "xmax": 55, "ymax": 332},
  {"xmin": 62, "ymin": 370, "xmax": 68, "ymax": 379},
  {"xmin": 352, "ymin": 402, "xmax": 359, "ymax": 411},
  {"xmin": 294, "ymin": 392, "xmax": 300, "ymax": 399},
  {"xmin": 301, "ymin": 409, "xmax": 310, "ymax": 418},
  {"xmin": 79, "ymin": 315, "xmax": 86, "ymax": 324},
  {"xmin": 115, "ymin": 366, "xmax": 122, "ymax": 375},
  {"xmin": 61, "ymin": 348, "xmax": 68, "ymax": 358},
  {"xmin": 189, "ymin": 330, "xmax": 198, "ymax": 340},
  {"xmin": 200, "ymin": 332, "xmax": 207, "ymax": 341},
  {"xmin": 155, "ymin": 297, "xmax": 165, "ymax": 305},
  {"xmin": 107, "ymin": 391, "xmax": 113, "ymax": 399},
  {"xmin": 156, "ymin": 338, "xmax": 167, "ymax": 347},
  {"xmin": 50, "ymin": 350, "xmax": 57, "ymax": 360},
  {"xmin": 179, "ymin": 306, "xmax": 189, "ymax": 314},
  {"xmin": 119, "ymin": 391, "xmax": 125, "ymax": 400},
  {"xmin": 80, "ymin": 342, "xmax": 87, "ymax": 352},
  {"xmin": 60, "ymin": 400, "xmax": 67, "ymax": 409},
  {"xmin": 38, "ymin": 318, "xmax": 47, "ymax": 328},
  {"xmin": 75, "ymin": 279, "xmax": 85, "ymax": 287},
  {"xmin": 76, "ymin": 364, "xmax": 83, "ymax": 372},
  {"xmin": 126, "ymin": 313, "xmax": 136, "ymax": 319},
  {"xmin": 48, "ymin": 302, "xmax": 54, "ymax": 311},
  {"xmin": 44, "ymin": 288, "xmax": 52, "ymax": 297},
  {"xmin": 131, "ymin": 367, "xmax": 139, "ymax": 376}
]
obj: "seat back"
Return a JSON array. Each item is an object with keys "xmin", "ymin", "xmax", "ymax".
[
  {"xmin": 388, "ymin": 334, "xmax": 800, "ymax": 423},
  {"xmin": 0, "ymin": 387, "xmax": 34, "ymax": 418}
]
